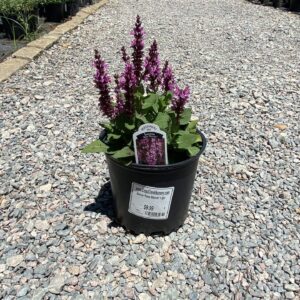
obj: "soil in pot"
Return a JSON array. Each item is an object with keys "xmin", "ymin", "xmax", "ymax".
[{"xmin": 105, "ymin": 130, "xmax": 207, "ymax": 235}]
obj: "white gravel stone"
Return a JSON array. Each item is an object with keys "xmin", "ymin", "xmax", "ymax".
[
  {"xmin": 6, "ymin": 255, "xmax": 24, "ymax": 267},
  {"xmin": 48, "ymin": 275, "xmax": 66, "ymax": 294},
  {"xmin": 39, "ymin": 183, "xmax": 52, "ymax": 192},
  {"xmin": 68, "ymin": 265, "xmax": 80, "ymax": 276},
  {"xmin": 0, "ymin": 264, "xmax": 6, "ymax": 272},
  {"xmin": 149, "ymin": 253, "xmax": 162, "ymax": 264},
  {"xmin": 132, "ymin": 234, "xmax": 147, "ymax": 244},
  {"xmin": 97, "ymin": 219, "xmax": 108, "ymax": 234},
  {"xmin": 139, "ymin": 293, "xmax": 152, "ymax": 300},
  {"xmin": 34, "ymin": 220, "xmax": 50, "ymax": 231}
]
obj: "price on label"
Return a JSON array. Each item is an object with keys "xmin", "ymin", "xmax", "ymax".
[{"xmin": 128, "ymin": 182, "xmax": 174, "ymax": 220}]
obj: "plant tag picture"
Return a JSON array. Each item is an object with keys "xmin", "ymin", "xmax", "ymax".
[
  {"xmin": 133, "ymin": 124, "xmax": 168, "ymax": 165},
  {"xmin": 128, "ymin": 183, "xmax": 174, "ymax": 220}
]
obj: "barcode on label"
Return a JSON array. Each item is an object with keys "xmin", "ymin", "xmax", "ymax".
[{"xmin": 145, "ymin": 211, "xmax": 165, "ymax": 217}]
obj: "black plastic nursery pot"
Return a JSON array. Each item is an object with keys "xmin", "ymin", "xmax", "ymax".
[
  {"xmin": 290, "ymin": 0, "xmax": 300, "ymax": 11},
  {"xmin": 38, "ymin": 4, "xmax": 45, "ymax": 17},
  {"xmin": 273, "ymin": 0, "xmax": 284, "ymax": 8},
  {"xmin": 105, "ymin": 130, "xmax": 207, "ymax": 235},
  {"xmin": 45, "ymin": 3, "xmax": 65, "ymax": 22},
  {"xmin": 0, "ymin": 17, "xmax": 4, "ymax": 33},
  {"xmin": 66, "ymin": 0, "xmax": 80, "ymax": 16}
]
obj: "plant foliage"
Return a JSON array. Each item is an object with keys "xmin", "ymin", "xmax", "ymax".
[
  {"xmin": 82, "ymin": 16, "xmax": 203, "ymax": 165},
  {"xmin": 0, "ymin": 0, "xmax": 39, "ymax": 14}
]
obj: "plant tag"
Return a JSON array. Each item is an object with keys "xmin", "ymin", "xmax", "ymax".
[
  {"xmin": 128, "ymin": 182, "xmax": 174, "ymax": 220},
  {"xmin": 133, "ymin": 124, "xmax": 168, "ymax": 165}
]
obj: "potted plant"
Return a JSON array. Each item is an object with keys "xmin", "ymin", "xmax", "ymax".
[
  {"xmin": 82, "ymin": 16, "xmax": 207, "ymax": 234},
  {"xmin": 0, "ymin": 0, "xmax": 39, "ymax": 39}
]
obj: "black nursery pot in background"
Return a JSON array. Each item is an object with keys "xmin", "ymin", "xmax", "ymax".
[
  {"xmin": 45, "ymin": 3, "xmax": 65, "ymax": 22},
  {"xmin": 105, "ymin": 130, "xmax": 207, "ymax": 235},
  {"xmin": 0, "ymin": 19, "xmax": 3, "ymax": 33},
  {"xmin": 66, "ymin": 0, "xmax": 80, "ymax": 16},
  {"xmin": 79, "ymin": 0, "xmax": 90, "ymax": 7},
  {"xmin": 38, "ymin": 4, "xmax": 45, "ymax": 17},
  {"xmin": 290, "ymin": 0, "xmax": 300, "ymax": 11}
]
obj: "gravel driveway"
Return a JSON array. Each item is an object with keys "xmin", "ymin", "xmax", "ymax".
[{"xmin": 1, "ymin": 0, "xmax": 299, "ymax": 299}]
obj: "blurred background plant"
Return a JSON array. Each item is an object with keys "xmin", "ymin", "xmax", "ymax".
[{"xmin": 249, "ymin": 0, "xmax": 300, "ymax": 11}]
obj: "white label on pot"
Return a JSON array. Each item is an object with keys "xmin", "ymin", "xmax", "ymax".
[{"xmin": 128, "ymin": 182, "xmax": 174, "ymax": 220}]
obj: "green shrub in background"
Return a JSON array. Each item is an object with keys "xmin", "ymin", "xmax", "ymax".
[
  {"xmin": 0, "ymin": 0, "xmax": 40, "ymax": 15},
  {"xmin": 0, "ymin": 0, "xmax": 40, "ymax": 41}
]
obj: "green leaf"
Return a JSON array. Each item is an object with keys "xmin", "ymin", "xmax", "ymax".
[
  {"xmin": 165, "ymin": 91, "xmax": 173, "ymax": 103},
  {"xmin": 188, "ymin": 146, "xmax": 200, "ymax": 156},
  {"xmin": 179, "ymin": 108, "xmax": 192, "ymax": 125},
  {"xmin": 135, "ymin": 113, "xmax": 148, "ymax": 124},
  {"xmin": 154, "ymin": 112, "xmax": 170, "ymax": 130},
  {"xmin": 175, "ymin": 130, "xmax": 188, "ymax": 136},
  {"xmin": 113, "ymin": 114, "xmax": 133, "ymax": 132},
  {"xmin": 153, "ymin": 103, "xmax": 159, "ymax": 113},
  {"xmin": 134, "ymin": 85, "xmax": 144, "ymax": 99},
  {"xmin": 186, "ymin": 120, "xmax": 198, "ymax": 133},
  {"xmin": 158, "ymin": 92, "xmax": 172, "ymax": 110},
  {"xmin": 125, "ymin": 122, "xmax": 135, "ymax": 130},
  {"xmin": 81, "ymin": 140, "xmax": 108, "ymax": 153},
  {"xmin": 107, "ymin": 133, "xmax": 121, "ymax": 142},
  {"xmin": 142, "ymin": 93, "xmax": 158, "ymax": 110},
  {"xmin": 176, "ymin": 132, "xmax": 202, "ymax": 149},
  {"xmin": 100, "ymin": 122, "xmax": 113, "ymax": 132},
  {"xmin": 111, "ymin": 146, "xmax": 134, "ymax": 159}
]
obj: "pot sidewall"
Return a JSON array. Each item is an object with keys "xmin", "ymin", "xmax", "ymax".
[{"xmin": 104, "ymin": 130, "xmax": 207, "ymax": 235}]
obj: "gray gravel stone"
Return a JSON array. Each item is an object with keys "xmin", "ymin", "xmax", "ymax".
[
  {"xmin": 32, "ymin": 288, "xmax": 47, "ymax": 300},
  {"xmin": 16, "ymin": 286, "xmax": 30, "ymax": 297},
  {"xmin": 215, "ymin": 255, "xmax": 229, "ymax": 266},
  {"xmin": 34, "ymin": 220, "xmax": 50, "ymax": 231},
  {"xmin": 48, "ymin": 275, "xmax": 65, "ymax": 294}
]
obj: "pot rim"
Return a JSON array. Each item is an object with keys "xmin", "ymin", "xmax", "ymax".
[{"xmin": 103, "ymin": 129, "xmax": 207, "ymax": 171}]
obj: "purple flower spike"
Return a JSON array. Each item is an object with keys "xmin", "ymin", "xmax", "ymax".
[
  {"xmin": 162, "ymin": 61, "xmax": 175, "ymax": 93},
  {"xmin": 171, "ymin": 85, "xmax": 190, "ymax": 120},
  {"xmin": 119, "ymin": 62, "xmax": 137, "ymax": 115},
  {"xmin": 131, "ymin": 15, "xmax": 145, "ymax": 82},
  {"xmin": 144, "ymin": 40, "xmax": 161, "ymax": 91},
  {"xmin": 94, "ymin": 50, "xmax": 114, "ymax": 118},
  {"xmin": 113, "ymin": 74, "xmax": 125, "ymax": 118},
  {"xmin": 121, "ymin": 46, "xmax": 130, "ymax": 63}
]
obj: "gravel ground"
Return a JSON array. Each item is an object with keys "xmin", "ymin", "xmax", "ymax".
[{"xmin": 1, "ymin": 0, "xmax": 300, "ymax": 299}]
